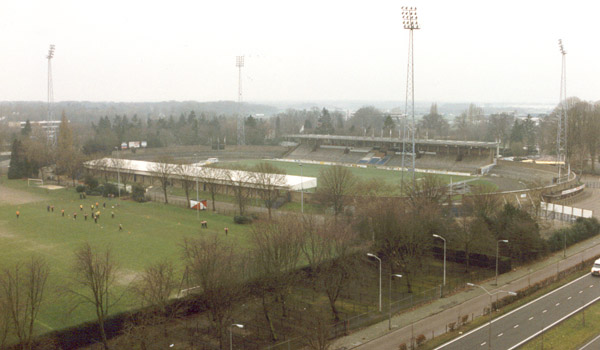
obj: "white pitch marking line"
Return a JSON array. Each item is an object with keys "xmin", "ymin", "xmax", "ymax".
[
  {"xmin": 514, "ymin": 324, "xmax": 519, "ymax": 329},
  {"xmin": 529, "ymin": 317, "xmax": 534, "ymax": 321}
]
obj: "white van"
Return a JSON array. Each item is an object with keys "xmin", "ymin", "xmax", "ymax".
[{"xmin": 591, "ymin": 259, "xmax": 600, "ymax": 276}]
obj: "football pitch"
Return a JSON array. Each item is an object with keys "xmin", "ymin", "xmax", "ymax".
[
  {"xmin": 220, "ymin": 159, "xmax": 487, "ymax": 194},
  {"xmin": 0, "ymin": 178, "xmax": 250, "ymax": 333}
]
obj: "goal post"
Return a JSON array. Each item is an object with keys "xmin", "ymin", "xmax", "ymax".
[{"xmin": 27, "ymin": 178, "xmax": 44, "ymax": 187}]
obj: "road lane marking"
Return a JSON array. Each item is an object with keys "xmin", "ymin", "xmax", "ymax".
[
  {"xmin": 508, "ymin": 295, "xmax": 600, "ymax": 350},
  {"xmin": 580, "ymin": 290, "xmax": 583, "ymax": 293},
  {"xmin": 556, "ymin": 303, "xmax": 560, "ymax": 306},
  {"xmin": 543, "ymin": 309, "xmax": 547, "ymax": 313},
  {"xmin": 568, "ymin": 296, "xmax": 572, "ymax": 300},
  {"xmin": 529, "ymin": 317, "xmax": 534, "ymax": 320},
  {"xmin": 498, "ymin": 333, "xmax": 503, "ymax": 337},
  {"xmin": 435, "ymin": 273, "xmax": 591, "ymax": 350},
  {"xmin": 481, "ymin": 342, "xmax": 486, "ymax": 346},
  {"xmin": 590, "ymin": 285, "xmax": 594, "ymax": 288},
  {"xmin": 514, "ymin": 324, "xmax": 519, "ymax": 328}
]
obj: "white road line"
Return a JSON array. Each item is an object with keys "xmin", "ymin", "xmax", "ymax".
[
  {"xmin": 590, "ymin": 285, "xmax": 594, "ymax": 288},
  {"xmin": 480, "ymin": 342, "xmax": 486, "ymax": 346},
  {"xmin": 579, "ymin": 333, "xmax": 600, "ymax": 350},
  {"xmin": 568, "ymin": 296, "xmax": 572, "ymax": 300},
  {"xmin": 529, "ymin": 317, "xmax": 534, "ymax": 321},
  {"xmin": 543, "ymin": 309, "xmax": 547, "ymax": 313},
  {"xmin": 556, "ymin": 303, "xmax": 560, "ymax": 306},
  {"xmin": 580, "ymin": 290, "xmax": 584, "ymax": 293},
  {"xmin": 498, "ymin": 333, "xmax": 503, "ymax": 337},
  {"xmin": 508, "ymin": 295, "xmax": 600, "ymax": 350},
  {"xmin": 514, "ymin": 324, "xmax": 519, "ymax": 329},
  {"xmin": 434, "ymin": 273, "xmax": 590, "ymax": 350}
]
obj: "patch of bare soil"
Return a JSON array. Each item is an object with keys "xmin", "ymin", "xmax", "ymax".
[{"xmin": 0, "ymin": 185, "xmax": 46, "ymax": 205}]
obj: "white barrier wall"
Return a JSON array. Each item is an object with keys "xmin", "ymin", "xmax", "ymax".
[{"xmin": 540, "ymin": 201, "xmax": 593, "ymax": 221}]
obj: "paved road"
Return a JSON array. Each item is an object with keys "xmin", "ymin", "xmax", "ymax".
[
  {"xmin": 434, "ymin": 274, "xmax": 600, "ymax": 350},
  {"xmin": 579, "ymin": 333, "xmax": 600, "ymax": 349}
]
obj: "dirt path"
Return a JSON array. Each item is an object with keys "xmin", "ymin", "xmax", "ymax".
[{"xmin": 0, "ymin": 184, "xmax": 46, "ymax": 205}]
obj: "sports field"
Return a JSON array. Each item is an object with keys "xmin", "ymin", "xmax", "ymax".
[
  {"xmin": 219, "ymin": 159, "xmax": 486, "ymax": 194},
  {"xmin": 0, "ymin": 178, "xmax": 250, "ymax": 334}
]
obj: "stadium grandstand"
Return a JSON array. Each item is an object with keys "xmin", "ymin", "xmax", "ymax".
[{"xmin": 284, "ymin": 134, "xmax": 498, "ymax": 175}]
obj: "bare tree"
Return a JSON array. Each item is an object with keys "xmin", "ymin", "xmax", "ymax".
[
  {"xmin": 249, "ymin": 217, "xmax": 303, "ymax": 340},
  {"xmin": 0, "ymin": 256, "xmax": 49, "ymax": 350},
  {"xmin": 316, "ymin": 165, "xmax": 357, "ymax": 217},
  {"xmin": 450, "ymin": 216, "xmax": 494, "ymax": 272},
  {"xmin": 224, "ymin": 167, "xmax": 253, "ymax": 216},
  {"xmin": 70, "ymin": 243, "xmax": 119, "ymax": 350},
  {"xmin": 110, "ymin": 157, "xmax": 132, "ymax": 193},
  {"xmin": 317, "ymin": 221, "xmax": 360, "ymax": 321},
  {"xmin": 251, "ymin": 162, "xmax": 286, "ymax": 220},
  {"xmin": 174, "ymin": 162, "xmax": 198, "ymax": 206},
  {"xmin": 299, "ymin": 305, "xmax": 334, "ymax": 350},
  {"xmin": 298, "ymin": 214, "xmax": 331, "ymax": 274},
  {"xmin": 198, "ymin": 165, "xmax": 228, "ymax": 212},
  {"xmin": 149, "ymin": 156, "xmax": 175, "ymax": 204},
  {"xmin": 182, "ymin": 237, "xmax": 245, "ymax": 349}
]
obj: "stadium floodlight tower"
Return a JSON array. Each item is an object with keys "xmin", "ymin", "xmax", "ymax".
[
  {"xmin": 402, "ymin": 6, "xmax": 419, "ymax": 187},
  {"xmin": 46, "ymin": 44, "xmax": 56, "ymax": 142},
  {"xmin": 557, "ymin": 39, "xmax": 568, "ymax": 183},
  {"xmin": 236, "ymin": 55, "xmax": 246, "ymax": 146}
]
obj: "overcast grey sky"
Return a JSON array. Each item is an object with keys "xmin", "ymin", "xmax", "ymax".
[{"xmin": 1, "ymin": 0, "xmax": 599, "ymax": 104}]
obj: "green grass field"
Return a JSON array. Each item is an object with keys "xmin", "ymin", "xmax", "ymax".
[
  {"xmin": 0, "ymin": 178, "xmax": 251, "ymax": 334},
  {"xmin": 218, "ymin": 159, "xmax": 486, "ymax": 195}
]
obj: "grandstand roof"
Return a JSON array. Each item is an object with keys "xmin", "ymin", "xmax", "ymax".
[
  {"xmin": 84, "ymin": 158, "xmax": 317, "ymax": 190},
  {"xmin": 285, "ymin": 134, "xmax": 499, "ymax": 148}
]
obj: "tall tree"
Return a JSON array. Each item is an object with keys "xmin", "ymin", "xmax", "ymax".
[
  {"xmin": 149, "ymin": 156, "xmax": 176, "ymax": 204},
  {"xmin": 56, "ymin": 112, "xmax": 75, "ymax": 184},
  {"xmin": 70, "ymin": 243, "xmax": 119, "ymax": 350},
  {"xmin": 251, "ymin": 162, "xmax": 286, "ymax": 220},
  {"xmin": 316, "ymin": 165, "xmax": 357, "ymax": 217},
  {"xmin": 0, "ymin": 257, "xmax": 49, "ymax": 350},
  {"xmin": 314, "ymin": 108, "xmax": 335, "ymax": 135}
]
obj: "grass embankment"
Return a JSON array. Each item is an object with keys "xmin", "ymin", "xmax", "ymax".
[{"xmin": 0, "ymin": 179, "xmax": 251, "ymax": 333}]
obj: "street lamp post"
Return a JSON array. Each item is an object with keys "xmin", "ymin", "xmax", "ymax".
[
  {"xmin": 299, "ymin": 161, "xmax": 304, "ymax": 214},
  {"xmin": 467, "ymin": 283, "xmax": 517, "ymax": 350},
  {"xmin": 389, "ymin": 273, "xmax": 403, "ymax": 330},
  {"xmin": 229, "ymin": 323, "xmax": 244, "ymax": 350},
  {"xmin": 194, "ymin": 154, "xmax": 199, "ymax": 220},
  {"xmin": 367, "ymin": 253, "xmax": 382, "ymax": 312},
  {"xmin": 433, "ymin": 234, "xmax": 446, "ymax": 287},
  {"xmin": 495, "ymin": 240, "xmax": 509, "ymax": 286}
]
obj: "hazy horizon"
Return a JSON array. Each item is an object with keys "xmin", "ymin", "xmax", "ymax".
[{"xmin": 2, "ymin": 0, "xmax": 599, "ymax": 103}]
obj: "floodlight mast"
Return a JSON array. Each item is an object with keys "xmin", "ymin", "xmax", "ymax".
[
  {"xmin": 557, "ymin": 39, "xmax": 568, "ymax": 183},
  {"xmin": 236, "ymin": 56, "xmax": 246, "ymax": 146},
  {"xmin": 402, "ymin": 6, "xmax": 419, "ymax": 188},
  {"xmin": 46, "ymin": 44, "xmax": 55, "ymax": 143}
]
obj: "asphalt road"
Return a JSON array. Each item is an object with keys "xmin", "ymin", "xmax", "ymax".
[{"xmin": 434, "ymin": 274, "xmax": 600, "ymax": 350}]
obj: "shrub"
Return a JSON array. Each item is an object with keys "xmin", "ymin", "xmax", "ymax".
[
  {"xmin": 547, "ymin": 218, "xmax": 600, "ymax": 252},
  {"xmin": 132, "ymin": 184, "xmax": 147, "ymax": 203},
  {"xmin": 448, "ymin": 322, "xmax": 456, "ymax": 332},
  {"xmin": 76, "ymin": 185, "xmax": 86, "ymax": 193},
  {"xmin": 416, "ymin": 334, "xmax": 426, "ymax": 346},
  {"xmin": 398, "ymin": 344, "xmax": 407, "ymax": 350},
  {"xmin": 84, "ymin": 175, "xmax": 99, "ymax": 190},
  {"xmin": 461, "ymin": 314, "xmax": 469, "ymax": 325},
  {"xmin": 234, "ymin": 215, "xmax": 253, "ymax": 224},
  {"xmin": 102, "ymin": 183, "xmax": 119, "ymax": 197}
]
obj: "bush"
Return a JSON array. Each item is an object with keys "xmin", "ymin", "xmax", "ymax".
[
  {"xmin": 234, "ymin": 215, "xmax": 253, "ymax": 224},
  {"xmin": 416, "ymin": 334, "xmax": 426, "ymax": 346},
  {"xmin": 84, "ymin": 175, "xmax": 99, "ymax": 190},
  {"xmin": 76, "ymin": 185, "xmax": 86, "ymax": 193},
  {"xmin": 102, "ymin": 183, "xmax": 119, "ymax": 197},
  {"xmin": 398, "ymin": 344, "xmax": 407, "ymax": 350},
  {"xmin": 547, "ymin": 218, "xmax": 600, "ymax": 252},
  {"xmin": 132, "ymin": 184, "xmax": 147, "ymax": 203}
]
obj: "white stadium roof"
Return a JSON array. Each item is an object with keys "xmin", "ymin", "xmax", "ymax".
[{"xmin": 84, "ymin": 158, "xmax": 317, "ymax": 191}]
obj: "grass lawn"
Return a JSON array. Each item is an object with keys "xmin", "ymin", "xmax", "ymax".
[
  {"xmin": 217, "ymin": 159, "xmax": 485, "ymax": 195},
  {"xmin": 0, "ymin": 178, "xmax": 252, "ymax": 334}
]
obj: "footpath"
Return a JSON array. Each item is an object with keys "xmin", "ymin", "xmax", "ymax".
[{"xmin": 331, "ymin": 236, "xmax": 600, "ymax": 350}]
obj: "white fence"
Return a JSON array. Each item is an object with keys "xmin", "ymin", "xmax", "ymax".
[{"xmin": 540, "ymin": 201, "xmax": 593, "ymax": 222}]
